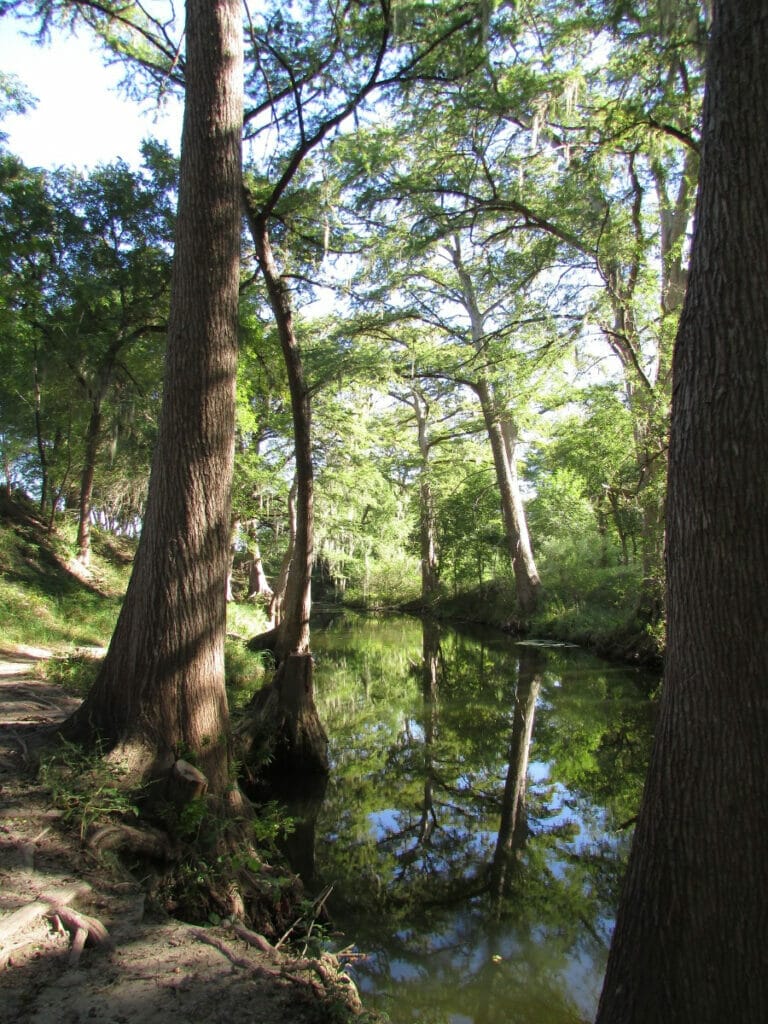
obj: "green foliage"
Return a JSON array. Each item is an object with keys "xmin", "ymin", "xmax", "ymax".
[
  {"xmin": 308, "ymin": 614, "xmax": 655, "ymax": 1021},
  {"xmin": 43, "ymin": 651, "xmax": 101, "ymax": 696},
  {"xmin": 0, "ymin": 0, "xmax": 705, "ymax": 654},
  {"xmin": 224, "ymin": 638, "xmax": 269, "ymax": 697},
  {"xmin": 39, "ymin": 737, "xmax": 139, "ymax": 839},
  {"xmin": 154, "ymin": 796, "xmax": 299, "ymax": 928},
  {"xmin": 0, "ymin": 146, "xmax": 175, "ymax": 529}
]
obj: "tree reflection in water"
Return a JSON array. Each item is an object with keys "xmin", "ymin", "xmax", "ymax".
[{"xmin": 292, "ymin": 613, "xmax": 655, "ymax": 1024}]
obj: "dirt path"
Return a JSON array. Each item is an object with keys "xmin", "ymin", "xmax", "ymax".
[{"xmin": 0, "ymin": 649, "xmax": 366, "ymax": 1024}]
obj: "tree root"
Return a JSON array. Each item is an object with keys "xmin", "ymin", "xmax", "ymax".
[
  {"xmin": 88, "ymin": 821, "xmax": 178, "ymax": 861},
  {"xmin": 0, "ymin": 882, "xmax": 109, "ymax": 967},
  {"xmin": 49, "ymin": 904, "xmax": 111, "ymax": 965},
  {"xmin": 191, "ymin": 923, "xmax": 363, "ymax": 1016}
]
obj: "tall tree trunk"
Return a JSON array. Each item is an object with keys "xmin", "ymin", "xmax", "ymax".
[
  {"xmin": 65, "ymin": 0, "xmax": 244, "ymax": 798},
  {"xmin": 500, "ymin": 417, "xmax": 541, "ymax": 612},
  {"xmin": 476, "ymin": 383, "xmax": 541, "ymax": 615},
  {"xmin": 490, "ymin": 648, "xmax": 541, "ymax": 909},
  {"xmin": 450, "ymin": 238, "xmax": 541, "ymax": 616},
  {"xmin": 597, "ymin": 4, "xmax": 768, "ymax": 1021},
  {"xmin": 33, "ymin": 350, "xmax": 48, "ymax": 515},
  {"xmin": 247, "ymin": 217, "xmax": 313, "ymax": 660},
  {"xmin": 412, "ymin": 390, "xmax": 439, "ymax": 603},
  {"xmin": 76, "ymin": 400, "xmax": 102, "ymax": 566},
  {"xmin": 238, "ymin": 212, "xmax": 327, "ymax": 784}
]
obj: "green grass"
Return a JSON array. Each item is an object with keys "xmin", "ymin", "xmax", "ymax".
[
  {"xmin": 0, "ymin": 498, "xmax": 129, "ymax": 650},
  {"xmin": 1, "ymin": 493, "xmax": 276, "ymax": 695}
]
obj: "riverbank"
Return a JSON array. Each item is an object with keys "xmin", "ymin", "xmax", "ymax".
[
  {"xmin": 395, "ymin": 578, "xmax": 664, "ymax": 671},
  {"xmin": 0, "ymin": 647, "xmax": 374, "ymax": 1024}
]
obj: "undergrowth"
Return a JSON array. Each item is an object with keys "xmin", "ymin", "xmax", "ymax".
[{"xmin": 38, "ymin": 736, "xmax": 139, "ymax": 840}]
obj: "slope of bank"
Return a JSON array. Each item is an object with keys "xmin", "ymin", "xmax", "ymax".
[
  {"xmin": 0, "ymin": 498, "xmax": 375, "ymax": 1023},
  {"xmin": 400, "ymin": 576, "xmax": 664, "ymax": 670}
]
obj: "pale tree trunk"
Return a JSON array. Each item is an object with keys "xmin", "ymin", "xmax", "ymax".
[
  {"xmin": 268, "ymin": 478, "xmax": 297, "ymax": 629},
  {"xmin": 411, "ymin": 390, "xmax": 440, "ymax": 603},
  {"xmin": 450, "ymin": 238, "xmax": 541, "ymax": 617},
  {"xmin": 246, "ymin": 529, "xmax": 273, "ymax": 601},
  {"xmin": 597, "ymin": 4, "xmax": 768, "ymax": 1020},
  {"xmin": 476, "ymin": 381, "xmax": 541, "ymax": 615},
  {"xmin": 225, "ymin": 517, "xmax": 240, "ymax": 602},
  {"xmin": 500, "ymin": 417, "xmax": 541, "ymax": 611},
  {"xmin": 489, "ymin": 647, "xmax": 541, "ymax": 909},
  {"xmin": 65, "ymin": 0, "xmax": 244, "ymax": 799}
]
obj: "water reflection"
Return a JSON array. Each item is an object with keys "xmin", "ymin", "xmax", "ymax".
[{"xmin": 300, "ymin": 613, "xmax": 655, "ymax": 1024}]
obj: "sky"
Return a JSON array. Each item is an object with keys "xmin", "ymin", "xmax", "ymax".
[{"xmin": 0, "ymin": 14, "xmax": 183, "ymax": 170}]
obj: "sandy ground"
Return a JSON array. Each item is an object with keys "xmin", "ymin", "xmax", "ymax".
[{"xmin": 0, "ymin": 647, "xmax": 367, "ymax": 1024}]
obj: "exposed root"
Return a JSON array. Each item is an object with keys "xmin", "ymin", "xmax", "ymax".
[
  {"xmin": 88, "ymin": 822, "xmax": 178, "ymax": 861},
  {"xmin": 0, "ymin": 883, "xmax": 97, "ymax": 967},
  {"xmin": 49, "ymin": 904, "xmax": 111, "ymax": 964}
]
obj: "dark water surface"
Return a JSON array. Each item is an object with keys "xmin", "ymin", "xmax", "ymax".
[{"xmin": 296, "ymin": 613, "xmax": 656, "ymax": 1024}]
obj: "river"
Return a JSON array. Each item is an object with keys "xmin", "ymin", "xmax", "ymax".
[{"xmin": 287, "ymin": 612, "xmax": 656, "ymax": 1024}]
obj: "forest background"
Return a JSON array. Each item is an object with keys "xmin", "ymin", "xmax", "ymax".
[{"xmin": 0, "ymin": 0, "xmax": 705, "ymax": 665}]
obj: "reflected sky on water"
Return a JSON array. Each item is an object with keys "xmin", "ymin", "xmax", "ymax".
[{"xmin": 298, "ymin": 613, "xmax": 656, "ymax": 1024}]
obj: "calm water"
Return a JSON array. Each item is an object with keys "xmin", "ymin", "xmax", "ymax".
[{"xmin": 297, "ymin": 613, "xmax": 656, "ymax": 1024}]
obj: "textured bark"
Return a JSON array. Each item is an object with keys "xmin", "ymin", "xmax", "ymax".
[
  {"xmin": 239, "ymin": 209, "xmax": 326, "ymax": 779},
  {"xmin": 75, "ymin": 402, "xmax": 101, "ymax": 566},
  {"xmin": 65, "ymin": 0, "xmax": 244, "ymax": 797},
  {"xmin": 236, "ymin": 654, "xmax": 329, "ymax": 785},
  {"xmin": 478, "ymin": 389, "xmax": 541, "ymax": 615},
  {"xmin": 596, "ymin": 4, "xmax": 768, "ymax": 1021},
  {"xmin": 246, "ymin": 537, "xmax": 273, "ymax": 601}
]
